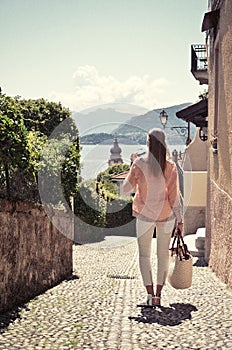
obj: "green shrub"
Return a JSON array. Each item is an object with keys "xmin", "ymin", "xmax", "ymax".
[
  {"xmin": 106, "ymin": 197, "xmax": 133, "ymax": 225},
  {"xmin": 0, "ymin": 95, "xmax": 36, "ymax": 200},
  {"xmin": 96, "ymin": 163, "xmax": 130, "ymax": 199},
  {"xmin": 74, "ymin": 180, "xmax": 106, "ymax": 243},
  {"xmin": 73, "ymin": 163, "xmax": 135, "ymax": 242},
  {"xmin": 97, "ymin": 163, "xmax": 130, "ymax": 183},
  {"xmin": 0, "ymin": 92, "xmax": 81, "ymax": 204},
  {"xmin": 97, "ymin": 163, "xmax": 135, "ymax": 237}
]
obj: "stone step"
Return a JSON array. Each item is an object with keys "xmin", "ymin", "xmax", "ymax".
[
  {"xmin": 184, "ymin": 232, "xmax": 205, "ymax": 257},
  {"xmin": 195, "ymin": 227, "xmax": 206, "ymax": 250}
]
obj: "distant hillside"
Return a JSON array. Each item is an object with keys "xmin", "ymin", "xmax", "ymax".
[
  {"xmin": 79, "ymin": 102, "xmax": 148, "ymax": 116},
  {"xmin": 72, "ymin": 104, "xmax": 145, "ymax": 135},
  {"xmin": 80, "ymin": 132, "xmax": 146, "ymax": 145},
  {"xmin": 76, "ymin": 102, "xmax": 196, "ymax": 145},
  {"xmin": 115, "ymin": 103, "xmax": 195, "ymax": 145},
  {"xmin": 72, "ymin": 108, "xmax": 134, "ymax": 135}
]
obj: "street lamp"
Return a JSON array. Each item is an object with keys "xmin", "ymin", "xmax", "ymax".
[
  {"xmin": 159, "ymin": 109, "xmax": 168, "ymax": 127},
  {"xmin": 159, "ymin": 109, "xmax": 190, "ymax": 144}
]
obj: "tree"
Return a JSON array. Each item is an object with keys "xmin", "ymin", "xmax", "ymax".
[
  {"xmin": 20, "ymin": 98, "xmax": 71, "ymax": 136},
  {"xmin": 0, "ymin": 91, "xmax": 81, "ymax": 204},
  {"xmin": 0, "ymin": 93, "xmax": 32, "ymax": 198}
]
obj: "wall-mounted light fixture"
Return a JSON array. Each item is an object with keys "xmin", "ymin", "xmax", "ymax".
[
  {"xmin": 199, "ymin": 126, "xmax": 208, "ymax": 141},
  {"xmin": 211, "ymin": 136, "xmax": 218, "ymax": 154},
  {"xmin": 159, "ymin": 110, "xmax": 190, "ymax": 145}
]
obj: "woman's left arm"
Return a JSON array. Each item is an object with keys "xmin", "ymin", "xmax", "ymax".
[{"xmin": 166, "ymin": 163, "xmax": 183, "ymax": 225}]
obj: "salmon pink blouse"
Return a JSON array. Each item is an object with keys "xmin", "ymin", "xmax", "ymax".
[{"xmin": 122, "ymin": 157, "xmax": 183, "ymax": 223}]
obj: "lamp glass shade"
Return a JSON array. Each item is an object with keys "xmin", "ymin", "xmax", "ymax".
[
  {"xmin": 159, "ymin": 110, "xmax": 168, "ymax": 126},
  {"xmin": 199, "ymin": 126, "xmax": 208, "ymax": 141}
]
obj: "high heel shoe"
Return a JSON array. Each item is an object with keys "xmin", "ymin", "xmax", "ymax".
[
  {"xmin": 153, "ymin": 295, "xmax": 161, "ymax": 306},
  {"xmin": 137, "ymin": 294, "xmax": 161, "ymax": 307}
]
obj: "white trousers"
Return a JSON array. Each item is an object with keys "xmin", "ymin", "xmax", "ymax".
[{"xmin": 136, "ymin": 218, "xmax": 175, "ymax": 286}]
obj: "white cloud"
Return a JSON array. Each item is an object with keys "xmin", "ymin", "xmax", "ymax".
[{"xmin": 49, "ymin": 65, "xmax": 172, "ymax": 112}]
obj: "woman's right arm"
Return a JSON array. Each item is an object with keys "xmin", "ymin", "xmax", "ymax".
[{"xmin": 122, "ymin": 164, "xmax": 137, "ymax": 193}]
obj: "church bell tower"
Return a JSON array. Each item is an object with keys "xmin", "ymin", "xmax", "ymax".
[{"xmin": 108, "ymin": 135, "xmax": 123, "ymax": 166}]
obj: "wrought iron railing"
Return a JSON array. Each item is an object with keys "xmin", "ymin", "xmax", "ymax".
[
  {"xmin": 209, "ymin": 0, "xmax": 222, "ymax": 11},
  {"xmin": 191, "ymin": 44, "xmax": 208, "ymax": 72}
]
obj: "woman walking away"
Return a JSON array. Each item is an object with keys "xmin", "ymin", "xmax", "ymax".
[{"xmin": 122, "ymin": 128, "xmax": 183, "ymax": 306}]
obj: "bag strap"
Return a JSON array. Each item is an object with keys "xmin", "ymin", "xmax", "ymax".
[
  {"xmin": 170, "ymin": 235, "xmax": 178, "ymax": 256},
  {"xmin": 170, "ymin": 228, "xmax": 190, "ymax": 260},
  {"xmin": 178, "ymin": 231, "xmax": 191, "ymax": 258}
]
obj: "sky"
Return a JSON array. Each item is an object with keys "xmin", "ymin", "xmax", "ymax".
[{"xmin": 0, "ymin": 0, "xmax": 208, "ymax": 113}]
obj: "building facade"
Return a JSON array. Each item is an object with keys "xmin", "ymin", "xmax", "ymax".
[
  {"xmin": 203, "ymin": 0, "xmax": 232, "ymax": 287},
  {"xmin": 176, "ymin": 0, "xmax": 232, "ymax": 286},
  {"xmin": 176, "ymin": 100, "xmax": 208, "ymax": 235}
]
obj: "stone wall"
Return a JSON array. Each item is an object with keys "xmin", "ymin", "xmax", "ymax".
[
  {"xmin": 206, "ymin": 181, "xmax": 232, "ymax": 288},
  {"xmin": 0, "ymin": 199, "xmax": 73, "ymax": 313},
  {"xmin": 183, "ymin": 206, "xmax": 206, "ymax": 235}
]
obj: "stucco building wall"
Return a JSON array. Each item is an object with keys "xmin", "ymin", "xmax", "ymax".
[
  {"xmin": 183, "ymin": 170, "xmax": 207, "ymax": 235},
  {"xmin": 205, "ymin": 0, "xmax": 232, "ymax": 287},
  {"xmin": 206, "ymin": 181, "xmax": 232, "ymax": 286},
  {"xmin": 181, "ymin": 130, "xmax": 207, "ymax": 235},
  {"xmin": 182, "ymin": 129, "xmax": 207, "ymax": 172}
]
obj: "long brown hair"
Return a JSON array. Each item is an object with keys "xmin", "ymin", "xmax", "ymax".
[{"xmin": 147, "ymin": 128, "xmax": 167, "ymax": 176}]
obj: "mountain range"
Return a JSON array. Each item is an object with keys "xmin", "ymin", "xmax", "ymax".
[
  {"xmin": 72, "ymin": 102, "xmax": 195, "ymax": 145},
  {"xmin": 72, "ymin": 107, "xmax": 137, "ymax": 135}
]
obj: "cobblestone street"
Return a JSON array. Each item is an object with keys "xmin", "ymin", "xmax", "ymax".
[{"xmin": 0, "ymin": 237, "xmax": 232, "ymax": 350}]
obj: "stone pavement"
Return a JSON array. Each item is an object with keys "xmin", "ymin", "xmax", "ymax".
[{"xmin": 0, "ymin": 237, "xmax": 232, "ymax": 350}]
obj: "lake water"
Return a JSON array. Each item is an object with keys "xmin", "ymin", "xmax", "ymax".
[{"xmin": 80, "ymin": 143, "xmax": 185, "ymax": 179}]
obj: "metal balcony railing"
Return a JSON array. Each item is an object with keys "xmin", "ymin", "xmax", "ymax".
[
  {"xmin": 191, "ymin": 44, "xmax": 208, "ymax": 85},
  {"xmin": 191, "ymin": 44, "xmax": 208, "ymax": 71}
]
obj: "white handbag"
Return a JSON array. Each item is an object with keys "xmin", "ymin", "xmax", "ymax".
[{"xmin": 168, "ymin": 230, "xmax": 193, "ymax": 289}]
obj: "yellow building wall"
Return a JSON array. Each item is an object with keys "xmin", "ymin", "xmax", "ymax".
[
  {"xmin": 182, "ymin": 129, "xmax": 207, "ymax": 171},
  {"xmin": 184, "ymin": 171, "xmax": 207, "ymax": 207}
]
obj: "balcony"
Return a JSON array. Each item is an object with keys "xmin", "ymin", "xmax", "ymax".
[{"xmin": 191, "ymin": 44, "xmax": 208, "ymax": 85}]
